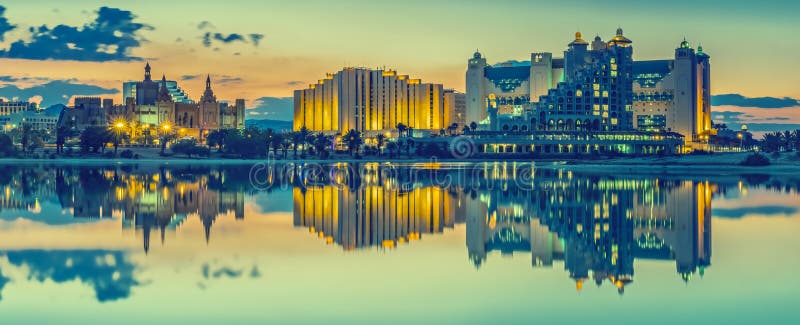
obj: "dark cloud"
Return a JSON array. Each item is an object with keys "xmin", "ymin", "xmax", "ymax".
[
  {"xmin": 711, "ymin": 94, "xmax": 800, "ymax": 109},
  {"xmin": 249, "ymin": 33, "xmax": 264, "ymax": 46},
  {"xmin": 216, "ymin": 75, "xmax": 243, "ymax": 84},
  {"xmin": 3, "ymin": 250, "xmax": 139, "ymax": 302},
  {"xmin": 0, "ymin": 75, "xmax": 52, "ymax": 83},
  {"xmin": 0, "ymin": 5, "xmax": 16, "ymax": 41},
  {"xmin": 198, "ymin": 23, "xmax": 264, "ymax": 48},
  {"xmin": 712, "ymin": 111, "xmax": 794, "ymax": 125},
  {"xmin": 181, "ymin": 74, "xmax": 201, "ymax": 81},
  {"xmin": 713, "ymin": 206, "xmax": 798, "ymax": 219},
  {"xmin": 246, "ymin": 97, "xmax": 293, "ymax": 121},
  {"xmin": 0, "ymin": 79, "xmax": 119, "ymax": 107},
  {"xmin": 0, "ymin": 268, "xmax": 8, "ymax": 301},
  {"xmin": 197, "ymin": 21, "xmax": 214, "ymax": 30},
  {"xmin": 250, "ymin": 266, "xmax": 261, "ymax": 278},
  {"xmin": 287, "ymin": 81, "xmax": 304, "ymax": 86},
  {"xmin": 0, "ymin": 7, "xmax": 152, "ymax": 62}
]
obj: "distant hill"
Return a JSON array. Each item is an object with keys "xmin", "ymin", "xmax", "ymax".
[{"xmin": 245, "ymin": 119, "xmax": 292, "ymax": 132}]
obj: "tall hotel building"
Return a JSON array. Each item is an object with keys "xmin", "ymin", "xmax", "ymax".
[
  {"xmin": 293, "ymin": 68, "xmax": 447, "ymax": 134},
  {"xmin": 467, "ymin": 29, "xmax": 711, "ymax": 149}
]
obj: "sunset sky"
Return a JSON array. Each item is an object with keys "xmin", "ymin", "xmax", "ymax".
[{"xmin": 0, "ymin": 0, "xmax": 798, "ymax": 132}]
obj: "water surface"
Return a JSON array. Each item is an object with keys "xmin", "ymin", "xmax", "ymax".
[{"xmin": 0, "ymin": 162, "xmax": 797, "ymax": 324}]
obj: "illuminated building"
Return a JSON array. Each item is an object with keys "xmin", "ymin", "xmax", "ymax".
[
  {"xmin": 632, "ymin": 40, "xmax": 712, "ymax": 150},
  {"xmin": 0, "ymin": 99, "xmax": 37, "ymax": 116},
  {"xmin": 118, "ymin": 65, "xmax": 245, "ymax": 139},
  {"xmin": 293, "ymin": 68, "xmax": 446, "ymax": 134},
  {"xmin": 443, "ymin": 89, "xmax": 467, "ymax": 128},
  {"xmin": 466, "ymin": 29, "xmax": 711, "ymax": 150}
]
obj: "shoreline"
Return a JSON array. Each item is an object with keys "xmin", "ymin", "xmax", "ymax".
[{"xmin": 1, "ymin": 152, "xmax": 799, "ymax": 176}]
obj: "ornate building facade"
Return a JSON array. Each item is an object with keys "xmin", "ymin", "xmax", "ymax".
[
  {"xmin": 115, "ymin": 64, "xmax": 245, "ymax": 140},
  {"xmin": 466, "ymin": 29, "xmax": 711, "ymax": 150}
]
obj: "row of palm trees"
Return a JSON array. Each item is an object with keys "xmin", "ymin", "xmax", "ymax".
[{"xmin": 761, "ymin": 130, "xmax": 800, "ymax": 153}]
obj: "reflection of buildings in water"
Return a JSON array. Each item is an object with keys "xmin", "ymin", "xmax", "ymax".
[
  {"xmin": 0, "ymin": 167, "xmax": 246, "ymax": 253},
  {"xmin": 112, "ymin": 172, "xmax": 246, "ymax": 253},
  {"xmin": 466, "ymin": 178, "xmax": 712, "ymax": 293},
  {"xmin": 293, "ymin": 185, "xmax": 476, "ymax": 250}
]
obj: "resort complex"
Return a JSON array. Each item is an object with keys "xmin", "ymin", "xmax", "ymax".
[{"xmin": 294, "ymin": 29, "xmax": 711, "ymax": 156}]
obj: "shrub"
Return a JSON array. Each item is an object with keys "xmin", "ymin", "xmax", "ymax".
[
  {"xmin": 740, "ymin": 153, "xmax": 771, "ymax": 167},
  {"xmin": 771, "ymin": 151, "xmax": 780, "ymax": 159},
  {"xmin": 120, "ymin": 149, "xmax": 134, "ymax": 159},
  {"xmin": 133, "ymin": 154, "xmax": 140, "ymax": 159},
  {"xmin": 103, "ymin": 151, "xmax": 115, "ymax": 158}
]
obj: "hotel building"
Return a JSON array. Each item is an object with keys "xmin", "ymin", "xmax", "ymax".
[
  {"xmin": 293, "ymin": 68, "xmax": 448, "ymax": 134},
  {"xmin": 466, "ymin": 29, "xmax": 711, "ymax": 149}
]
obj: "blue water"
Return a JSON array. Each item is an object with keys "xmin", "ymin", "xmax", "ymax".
[{"xmin": 0, "ymin": 162, "xmax": 797, "ymax": 324}]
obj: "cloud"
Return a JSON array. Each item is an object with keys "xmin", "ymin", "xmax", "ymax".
[
  {"xmin": 215, "ymin": 75, "xmax": 243, "ymax": 84},
  {"xmin": 181, "ymin": 74, "xmax": 201, "ymax": 81},
  {"xmin": 713, "ymin": 206, "xmax": 798, "ymax": 219},
  {"xmin": 0, "ymin": 5, "xmax": 16, "ymax": 41},
  {"xmin": 246, "ymin": 97, "xmax": 293, "ymax": 121},
  {"xmin": 0, "ymin": 79, "xmax": 119, "ymax": 107},
  {"xmin": 249, "ymin": 33, "xmax": 264, "ymax": 46},
  {"xmin": 711, "ymin": 94, "xmax": 800, "ymax": 109},
  {"xmin": 197, "ymin": 21, "xmax": 215, "ymax": 30},
  {"xmin": 287, "ymin": 81, "xmax": 304, "ymax": 86},
  {"xmin": 712, "ymin": 111, "xmax": 794, "ymax": 125},
  {"xmin": 3, "ymin": 250, "xmax": 139, "ymax": 302},
  {"xmin": 0, "ymin": 7, "xmax": 153, "ymax": 62},
  {"xmin": 197, "ymin": 22, "xmax": 264, "ymax": 48}
]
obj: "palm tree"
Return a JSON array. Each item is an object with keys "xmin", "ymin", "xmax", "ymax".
[
  {"xmin": 343, "ymin": 129, "xmax": 363, "ymax": 157},
  {"xmin": 385, "ymin": 142, "xmax": 397, "ymax": 158},
  {"xmin": 405, "ymin": 138, "xmax": 415, "ymax": 158},
  {"xmin": 396, "ymin": 123, "xmax": 407, "ymax": 138},
  {"xmin": 298, "ymin": 126, "xmax": 311, "ymax": 157},
  {"xmin": 469, "ymin": 122, "xmax": 478, "ymax": 134},
  {"xmin": 291, "ymin": 131, "xmax": 303, "ymax": 159},
  {"xmin": 270, "ymin": 132, "xmax": 283, "ymax": 157},
  {"xmin": 280, "ymin": 134, "xmax": 291, "ymax": 159},
  {"xmin": 375, "ymin": 134, "xmax": 386, "ymax": 157},
  {"xmin": 313, "ymin": 133, "xmax": 331, "ymax": 159}
]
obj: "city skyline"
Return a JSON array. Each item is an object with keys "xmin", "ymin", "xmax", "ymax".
[{"xmin": 0, "ymin": 1, "xmax": 798, "ymax": 133}]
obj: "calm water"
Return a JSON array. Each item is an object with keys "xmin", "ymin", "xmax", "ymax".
[{"xmin": 0, "ymin": 162, "xmax": 797, "ymax": 324}]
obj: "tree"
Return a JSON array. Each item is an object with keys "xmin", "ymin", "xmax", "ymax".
[
  {"xmin": 171, "ymin": 139, "xmax": 210, "ymax": 158},
  {"xmin": 206, "ymin": 129, "xmax": 229, "ymax": 152},
  {"xmin": 312, "ymin": 133, "xmax": 331, "ymax": 159},
  {"xmin": 396, "ymin": 123, "xmax": 408, "ymax": 138},
  {"xmin": 280, "ymin": 133, "xmax": 291, "ymax": 159},
  {"xmin": 0, "ymin": 134, "xmax": 15, "ymax": 157},
  {"xmin": 80, "ymin": 127, "xmax": 113, "ymax": 153},
  {"xmin": 762, "ymin": 132, "xmax": 782, "ymax": 152},
  {"xmin": 343, "ymin": 129, "xmax": 363, "ymax": 157},
  {"xmin": 375, "ymin": 134, "xmax": 386, "ymax": 157},
  {"xmin": 469, "ymin": 122, "xmax": 478, "ymax": 134},
  {"xmin": 385, "ymin": 142, "xmax": 397, "ymax": 158}
]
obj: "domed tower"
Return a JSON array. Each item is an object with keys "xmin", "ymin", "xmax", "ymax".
[
  {"xmin": 607, "ymin": 28, "xmax": 632, "ymax": 47},
  {"xmin": 564, "ymin": 32, "xmax": 590, "ymax": 81},
  {"xmin": 466, "ymin": 50, "xmax": 488, "ymax": 125}
]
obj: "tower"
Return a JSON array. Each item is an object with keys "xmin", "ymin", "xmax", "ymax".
[
  {"xmin": 158, "ymin": 75, "xmax": 172, "ymax": 102},
  {"xmin": 530, "ymin": 52, "xmax": 553, "ymax": 103},
  {"xmin": 144, "ymin": 62, "xmax": 152, "ymax": 81},
  {"xmin": 466, "ymin": 50, "xmax": 487, "ymax": 124},
  {"xmin": 672, "ymin": 39, "xmax": 701, "ymax": 147},
  {"xmin": 201, "ymin": 75, "xmax": 217, "ymax": 103}
]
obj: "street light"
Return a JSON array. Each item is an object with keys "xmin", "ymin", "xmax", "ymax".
[
  {"xmin": 160, "ymin": 123, "xmax": 172, "ymax": 154},
  {"xmin": 113, "ymin": 120, "xmax": 126, "ymax": 154}
]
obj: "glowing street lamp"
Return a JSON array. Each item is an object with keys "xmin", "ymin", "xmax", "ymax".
[
  {"xmin": 112, "ymin": 120, "xmax": 126, "ymax": 154},
  {"xmin": 160, "ymin": 122, "xmax": 172, "ymax": 154}
]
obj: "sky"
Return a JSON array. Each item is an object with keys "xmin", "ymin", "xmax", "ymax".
[{"xmin": 0, "ymin": 0, "xmax": 798, "ymax": 132}]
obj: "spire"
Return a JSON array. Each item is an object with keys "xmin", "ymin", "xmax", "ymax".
[
  {"xmin": 201, "ymin": 74, "xmax": 217, "ymax": 103},
  {"xmin": 158, "ymin": 74, "xmax": 172, "ymax": 102},
  {"xmin": 144, "ymin": 62, "xmax": 152, "ymax": 81}
]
